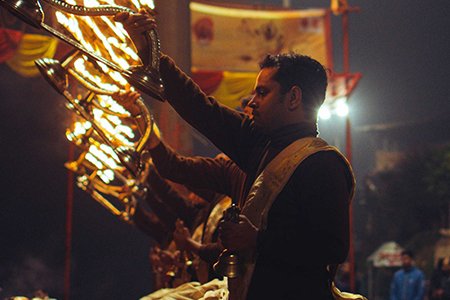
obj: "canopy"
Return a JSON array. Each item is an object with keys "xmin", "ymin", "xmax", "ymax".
[{"xmin": 367, "ymin": 241, "xmax": 404, "ymax": 268}]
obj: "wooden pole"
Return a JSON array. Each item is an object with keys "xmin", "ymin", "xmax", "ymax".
[
  {"xmin": 64, "ymin": 142, "xmax": 75, "ymax": 300},
  {"xmin": 153, "ymin": 0, "xmax": 193, "ymax": 154}
]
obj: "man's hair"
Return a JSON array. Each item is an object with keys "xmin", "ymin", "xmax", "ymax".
[
  {"xmin": 259, "ymin": 53, "xmax": 328, "ymax": 117},
  {"xmin": 401, "ymin": 250, "xmax": 414, "ymax": 258}
]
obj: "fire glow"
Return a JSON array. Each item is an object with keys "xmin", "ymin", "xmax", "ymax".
[{"xmin": 57, "ymin": 0, "xmax": 154, "ymax": 185}]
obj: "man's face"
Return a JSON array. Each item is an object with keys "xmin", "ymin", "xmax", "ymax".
[
  {"xmin": 401, "ymin": 254, "xmax": 413, "ymax": 268},
  {"xmin": 248, "ymin": 67, "xmax": 287, "ymax": 133}
]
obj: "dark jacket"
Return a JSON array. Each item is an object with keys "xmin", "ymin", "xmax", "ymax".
[{"xmin": 158, "ymin": 55, "xmax": 353, "ymax": 299}]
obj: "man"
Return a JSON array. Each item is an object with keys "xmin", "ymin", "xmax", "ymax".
[
  {"xmin": 115, "ymin": 11, "xmax": 355, "ymax": 300},
  {"xmin": 430, "ymin": 256, "xmax": 450, "ymax": 300},
  {"xmin": 114, "ymin": 89, "xmax": 256, "ymax": 286},
  {"xmin": 390, "ymin": 250, "xmax": 425, "ymax": 300}
]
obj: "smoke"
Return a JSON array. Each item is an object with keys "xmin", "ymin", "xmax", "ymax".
[{"xmin": 0, "ymin": 255, "xmax": 62, "ymax": 299}]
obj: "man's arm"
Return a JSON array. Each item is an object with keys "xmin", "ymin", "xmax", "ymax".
[
  {"xmin": 111, "ymin": 87, "xmax": 244, "ymax": 200},
  {"xmin": 173, "ymin": 220, "xmax": 224, "ymax": 264},
  {"xmin": 149, "ymin": 140, "xmax": 243, "ymax": 199},
  {"xmin": 115, "ymin": 11, "xmax": 266, "ymax": 171},
  {"xmin": 133, "ymin": 202, "xmax": 170, "ymax": 245},
  {"xmin": 143, "ymin": 192, "xmax": 177, "ymax": 232},
  {"xmin": 148, "ymin": 168, "xmax": 206, "ymax": 229},
  {"xmin": 159, "ymin": 55, "xmax": 264, "ymax": 172}
]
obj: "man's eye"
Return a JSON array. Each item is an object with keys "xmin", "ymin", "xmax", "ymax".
[{"xmin": 257, "ymin": 90, "xmax": 266, "ymax": 96}]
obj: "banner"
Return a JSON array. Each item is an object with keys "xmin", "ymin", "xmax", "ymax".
[
  {"xmin": 193, "ymin": 70, "xmax": 256, "ymax": 109},
  {"xmin": 2, "ymin": 32, "xmax": 59, "ymax": 77},
  {"xmin": 0, "ymin": 28, "xmax": 23, "ymax": 63},
  {"xmin": 191, "ymin": 2, "xmax": 332, "ymax": 72}
]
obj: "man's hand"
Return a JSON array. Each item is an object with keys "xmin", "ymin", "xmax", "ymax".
[
  {"xmin": 219, "ymin": 215, "xmax": 258, "ymax": 253},
  {"xmin": 149, "ymin": 245, "xmax": 180, "ymax": 270},
  {"xmin": 114, "ymin": 9, "xmax": 157, "ymax": 63},
  {"xmin": 112, "ymin": 89, "xmax": 141, "ymax": 116},
  {"xmin": 173, "ymin": 219, "xmax": 191, "ymax": 251},
  {"xmin": 111, "ymin": 89, "xmax": 161, "ymax": 149}
]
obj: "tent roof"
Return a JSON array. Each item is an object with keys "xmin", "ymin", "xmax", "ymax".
[{"xmin": 367, "ymin": 241, "xmax": 404, "ymax": 267}]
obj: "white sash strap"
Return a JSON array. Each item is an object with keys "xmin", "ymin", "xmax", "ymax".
[{"xmin": 231, "ymin": 137, "xmax": 353, "ymax": 300}]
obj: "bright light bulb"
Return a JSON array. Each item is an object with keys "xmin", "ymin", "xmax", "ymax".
[
  {"xmin": 318, "ymin": 105, "xmax": 331, "ymax": 120},
  {"xmin": 335, "ymin": 100, "xmax": 349, "ymax": 117}
]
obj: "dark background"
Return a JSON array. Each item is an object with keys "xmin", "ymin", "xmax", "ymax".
[{"xmin": 1, "ymin": 0, "xmax": 450, "ymax": 299}]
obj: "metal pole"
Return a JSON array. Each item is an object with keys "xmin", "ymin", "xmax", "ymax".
[
  {"xmin": 346, "ymin": 114, "xmax": 355, "ymax": 292},
  {"xmin": 342, "ymin": 11, "xmax": 350, "ymax": 75},
  {"xmin": 342, "ymin": 9, "xmax": 356, "ymax": 292}
]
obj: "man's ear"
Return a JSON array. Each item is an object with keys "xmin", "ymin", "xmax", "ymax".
[{"xmin": 287, "ymin": 86, "xmax": 302, "ymax": 111}]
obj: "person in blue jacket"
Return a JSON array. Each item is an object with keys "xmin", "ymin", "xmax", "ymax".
[{"xmin": 390, "ymin": 250, "xmax": 425, "ymax": 300}]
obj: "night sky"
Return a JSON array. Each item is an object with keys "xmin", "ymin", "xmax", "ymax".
[{"xmin": 1, "ymin": 0, "xmax": 450, "ymax": 299}]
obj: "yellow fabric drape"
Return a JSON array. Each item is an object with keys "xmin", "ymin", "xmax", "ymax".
[
  {"xmin": 210, "ymin": 71, "xmax": 257, "ymax": 109},
  {"xmin": 6, "ymin": 34, "xmax": 58, "ymax": 77}
]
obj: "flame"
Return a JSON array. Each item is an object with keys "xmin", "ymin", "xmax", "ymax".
[
  {"xmin": 72, "ymin": 58, "xmax": 120, "ymax": 93},
  {"xmin": 96, "ymin": 95, "xmax": 129, "ymax": 114},
  {"xmin": 58, "ymin": 0, "xmax": 154, "ymax": 188},
  {"xmin": 55, "ymin": 0, "xmax": 143, "ymax": 69}
]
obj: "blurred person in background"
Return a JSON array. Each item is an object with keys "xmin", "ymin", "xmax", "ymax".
[
  {"xmin": 430, "ymin": 257, "xmax": 450, "ymax": 300},
  {"xmin": 390, "ymin": 250, "xmax": 425, "ymax": 300}
]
